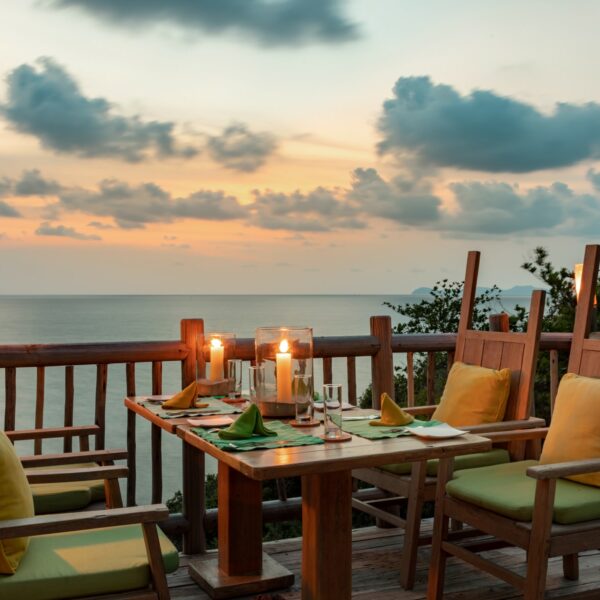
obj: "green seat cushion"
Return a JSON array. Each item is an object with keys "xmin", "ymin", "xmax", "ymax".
[
  {"xmin": 380, "ymin": 448, "xmax": 510, "ymax": 477},
  {"xmin": 447, "ymin": 460, "xmax": 600, "ymax": 524},
  {"xmin": 0, "ymin": 524, "xmax": 179, "ymax": 600},
  {"xmin": 29, "ymin": 463, "xmax": 106, "ymax": 515}
]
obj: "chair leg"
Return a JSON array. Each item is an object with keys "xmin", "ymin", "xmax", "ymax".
[
  {"xmin": 399, "ymin": 461, "xmax": 426, "ymax": 590},
  {"xmin": 523, "ymin": 479, "xmax": 555, "ymax": 600},
  {"xmin": 562, "ymin": 553, "xmax": 579, "ymax": 581},
  {"xmin": 142, "ymin": 522, "xmax": 170, "ymax": 600},
  {"xmin": 427, "ymin": 458, "xmax": 453, "ymax": 600}
]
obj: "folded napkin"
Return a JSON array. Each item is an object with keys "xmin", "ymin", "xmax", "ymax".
[
  {"xmin": 369, "ymin": 393, "xmax": 415, "ymax": 427},
  {"xmin": 218, "ymin": 404, "xmax": 277, "ymax": 440},
  {"xmin": 162, "ymin": 381, "xmax": 200, "ymax": 410}
]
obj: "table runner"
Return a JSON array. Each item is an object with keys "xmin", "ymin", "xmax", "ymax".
[{"xmin": 342, "ymin": 418, "xmax": 442, "ymax": 440}]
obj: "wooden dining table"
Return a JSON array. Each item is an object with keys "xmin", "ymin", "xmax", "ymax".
[{"xmin": 180, "ymin": 415, "xmax": 491, "ymax": 599}]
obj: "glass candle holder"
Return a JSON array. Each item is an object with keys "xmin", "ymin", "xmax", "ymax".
[{"xmin": 255, "ymin": 326, "xmax": 313, "ymax": 417}]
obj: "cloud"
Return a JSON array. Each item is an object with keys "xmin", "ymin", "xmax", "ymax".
[
  {"xmin": 249, "ymin": 187, "xmax": 364, "ymax": 232},
  {"xmin": 52, "ymin": 0, "xmax": 359, "ymax": 47},
  {"xmin": 207, "ymin": 123, "xmax": 277, "ymax": 172},
  {"xmin": 14, "ymin": 169, "xmax": 62, "ymax": 196},
  {"xmin": 0, "ymin": 201, "xmax": 21, "ymax": 217},
  {"xmin": 87, "ymin": 221, "xmax": 114, "ymax": 230},
  {"xmin": 2, "ymin": 58, "xmax": 198, "ymax": 162},
  {"xmin": 348, "ymin": 167, "xmax": 441, "ymax": 225},
  {"xmin": 58, "ymin": 179, "xmax": 246, "ymax": 229},
  {"xmin": 377, "ymin": 76, "xmax": 600, "ymax": 173},
  {"xmin": 35, "ymin": 222, "xmax": 101, "ymax": 240}
]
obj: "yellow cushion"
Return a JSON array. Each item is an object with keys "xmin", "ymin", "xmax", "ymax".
[
  {"xmin": 432, "ymin": 361, "xmax": 511, "ymax": 426},
  {"xmin": 540, "ymin": 373, "xmax": 600, "ymax": 487},
  {"xmin": 0, "ymin": 431, "xmax": 34, "ymax": 574}
]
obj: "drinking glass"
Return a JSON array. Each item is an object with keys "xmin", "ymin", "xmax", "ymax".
[
  {"xmin": 293, "ymin": 374, "xmax": 313, "ymax": 423},
  {"xmin": 248, "ymin": 365, "xmax": 266, "ymax": 404},
  {"xmin": 322, "ymin": 383, "xmax": 343, "ymax": 439},
  {"xmin": 227, "ymin": 359, "xmax": 242, "ymax": 398}
]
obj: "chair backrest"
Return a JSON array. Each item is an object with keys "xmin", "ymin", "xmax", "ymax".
[
  {"xmin": 568, "ymin": 244, "xmax": 600, "ymax": 377},
  {"xmin": 454, "ymin": 251, "xmax": 546, "ymax": 422}
]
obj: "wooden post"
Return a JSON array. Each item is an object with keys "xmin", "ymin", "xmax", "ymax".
[
  {"xmin": 182, "ymin": 440, "xmax": 206, "ymax": 554},
  {"xmin": 323, "ymin": 357, "xmax": 333, "ymax": 385},
  {"xmin": 181, "ymin": 319, "xmax": 205, "ymax": 386},
  {"xmin": 4, "ymin": 367, "xmax": 16, "ymax": 431},
  {"xmin": 34, "ymin": 367, "xmax": 45, "ymax": 455},
  {"xmin": 370, "ymin": 316, "xmax": 394, "ymax": 408},
  {"xmin": 151, "ymin": 361, "xmax": 163, "ymax": 504},
  {"xmin": 489, "ymin": 312, "xmax": 510, "ymax": 332},
  {"xmin": 94, "ymin": 364, "xmax": 108, "ymax": 450},
  {"xmin": 426, "ymin": 352, "xmax": 436, "ymax": 404},
  {"xmin": 63, "ymin": 366, "xmax": 74, "ymax": 452},
  {"xmin": 406, "ymin": 352, "xmax": 415, "ymax": 407},
  {"xmin": 347, "ymin": 357, "xmax": 357, "ymax": 405}
]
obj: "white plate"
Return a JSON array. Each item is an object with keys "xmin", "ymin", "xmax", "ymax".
[
  {"xmin": 144, "ymin": 395, "xmax": 174, "ymax": 403},
  {"xmin": 314, "ymin": 402, "xmax": 354, "ymax": 411},
  {"xmin": 407, "ymin": 424, "xmax": 466, "ymax": 439},
  {"xmin": 187, "ymin": 416, "xmax": 234, "ymax": 427}
]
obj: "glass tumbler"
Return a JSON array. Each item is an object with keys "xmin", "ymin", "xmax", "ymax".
[
  {"xmin": 293, "ymin": 374, "xmax": 313, "ymax": 423},
  {"xmin": 227, "ymin": 359, "xmax": 242, "ymax": 398},
  {"xmin": 248, "ymin": 365, "xmax": 266, "ymax": 404},
  {"xmin": 322, "ymin": 383, "xmax": 343, "ymax": 439}
]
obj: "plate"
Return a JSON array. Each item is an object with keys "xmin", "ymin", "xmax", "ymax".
[
  {"xmin": 187, "ymin": 416, "xmax": 234, "ymax": 427},
  {"xmin": 313, "ymin": 402, "xmax": 354, "ymax": 412},
  {"xmin": 144, "ymin": 395, "xmax": 173, "ymax": 404},
  {"xmin": 407, "ymin": 424, "xmax": 466, "ymax": 439}
]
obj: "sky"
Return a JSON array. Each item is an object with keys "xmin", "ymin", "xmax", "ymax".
[{"xmin": 1, "ymin": 0, "xmax": 600, "ymax": 294}]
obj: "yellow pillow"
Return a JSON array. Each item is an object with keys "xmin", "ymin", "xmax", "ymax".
[
  {"xmin": 540, "ymin": 373, "xmax": 600, "ymax": 487},
  {"xmin": 432, "ymin": 361, "xmax": 511, "ymax": 426},
  {"xmin": 0, "ymin": 431, "xmax": 34, "ymax": 574}
]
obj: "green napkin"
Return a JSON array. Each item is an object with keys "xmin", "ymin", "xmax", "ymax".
[{"xmin": 218, "ymin": 404, "xmax": 277, "ymax": 440}]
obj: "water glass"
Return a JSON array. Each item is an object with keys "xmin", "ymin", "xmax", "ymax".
[
  {"xmin": 227, "ymin": 359, "xmax": 242, "ymax": 398},
  {"xmin": 248, "ymin": 365, "xmax": 266, "ymax": 404},
  {"xmin": 322, "ymin": 383, "xmax": 343, "ymax": 439},
  {"xmin": 293, "ymin": 374, "xmax": 313, "ymax": 423}
]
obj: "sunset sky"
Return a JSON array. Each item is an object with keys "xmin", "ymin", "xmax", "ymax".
[{"xmin": 1, "ymin": 0, "xmax": 599, "ymax": 293}]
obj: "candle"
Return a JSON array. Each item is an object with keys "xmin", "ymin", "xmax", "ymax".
[
  {"xmin": 210, "ymin": 338, "xmax": 224, "ymax": 381},
  {"xmin": 276, "ymin": 339, "xmax": 292, "ymax": 403}
]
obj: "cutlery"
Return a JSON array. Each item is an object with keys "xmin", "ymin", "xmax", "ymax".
[{"xmin": 342, "ymin": 415, "xmax": 379, "ymax": 421}]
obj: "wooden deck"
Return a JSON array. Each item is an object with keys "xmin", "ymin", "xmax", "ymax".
[{"xmin": 167, "ymin": 521, "xmax": 600, "ymax": 599}]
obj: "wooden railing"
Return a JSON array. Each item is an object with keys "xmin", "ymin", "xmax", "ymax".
[{"xmin": 0, "ymin": 317, "xmax": 573, "ymax": 550}]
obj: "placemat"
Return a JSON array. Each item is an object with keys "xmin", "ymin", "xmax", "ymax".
[
  {"xmin": 342, "ymin": 418, "xmax": 442, "ymax": 440},
  {"xmin": 138, "ymin": 397, "xmax": 242, "ymax": 419},
  {"xmin": 192, "ymin": 420, "xmax": 324, "ymax": 452}
]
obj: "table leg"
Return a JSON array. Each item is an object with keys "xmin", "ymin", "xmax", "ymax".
[
  {"xmin": 182, "ymin": 439, "xmax": 205, "ymax": 554},
  {"xmin": 188, "ymin": 462, "xmax": 293, "ymax": 599},
  {"xmin": 302, "ymin": 470, "xmax": 352, "ymax": 600}
]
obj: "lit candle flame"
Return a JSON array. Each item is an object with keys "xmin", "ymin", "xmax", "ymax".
[
  {"xmin": 279, "ymin": 339, "xmax": 289, "ymax": 353},
  {"xmin": 211, "ymin": 338, "xmax": 222, "ymax": 349},
  {"xmin": 574, "ymin": 263, "xmax": 583, "ymax": 302}
]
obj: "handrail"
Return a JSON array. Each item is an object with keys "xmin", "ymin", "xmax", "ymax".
[{"xmin": 0, "ymin": 332, "xmax": 573, "ymax": 368}]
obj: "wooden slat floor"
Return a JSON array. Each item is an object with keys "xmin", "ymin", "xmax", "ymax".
[{"xmin": 168, "ymin": 521, "xmax": 600, "ymax": 599}]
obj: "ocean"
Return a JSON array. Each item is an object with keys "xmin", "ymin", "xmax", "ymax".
[{"xmin": 0, "ymin": 294, "xmax": 525, "ymax": 504}]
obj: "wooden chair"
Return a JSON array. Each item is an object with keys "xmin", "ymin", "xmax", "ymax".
[
  {"xmin": 352, "ymin": 250, "xmax": 546, "ymax": 589},
  {"xmin": 428, "ymin": 244, "xmax": 600, "ymax": 600}
]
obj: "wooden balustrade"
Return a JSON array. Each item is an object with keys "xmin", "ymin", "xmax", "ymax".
[{"xmin": 0, "ymin": 320, "xmax": 573, "ymax": 550}]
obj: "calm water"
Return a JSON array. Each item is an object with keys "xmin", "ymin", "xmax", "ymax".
[{"xmin": 0, "ymin": 294, "xmax": 522, "ymax": 503}]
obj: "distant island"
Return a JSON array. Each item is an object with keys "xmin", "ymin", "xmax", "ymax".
[{"xmin": 411, "ymin": 285, "xmax": 543, "ymax": 296}]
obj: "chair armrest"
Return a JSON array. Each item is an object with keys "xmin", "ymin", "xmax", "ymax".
[
  {"xmin": 25, "ymin": 465, "xmax": 128, "ymax": 484},
  {"xmin": 482, "ymin": 428, "xmax": 549, "ymax": 443},
  {"xmin": 20, "ymin": 449, "xmax": 128, "ymax": 468},
  {"xmin": 463, "ymin": 417, "xmax": 546, "ymax": 434},
  {"xmin": 0, "ymin": 505, "xmax": 169, "ymax": 539},
  {"xmin": 404, "ymin": 405, "xmax": 436, "ymax": 416},
  {"xmin": 527, "ymin": 458, "xmax": 600, "ymax": 480},
  {"xmin": 6, "ymin": 425, "xmax": 100, "ymax": 442}
]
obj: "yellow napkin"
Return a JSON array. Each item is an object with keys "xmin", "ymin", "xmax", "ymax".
[
  {"xmin": 162, "ymin": 381, "xmax": 200, "ymax": 410},
  {"xmin": 369, "ymin": 393, "xmax": 415, "ymax": 427}
]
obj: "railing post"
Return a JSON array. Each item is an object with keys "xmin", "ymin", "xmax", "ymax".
[
  {"xmin": 489, "ymin": 313, "xmax": 509, "ymax": 332},
  {"xmin": 181, "ymin": 319, "xmax": 204, "ymax": 386},
  {"xmin": 370, "ymin": 316, "xmax": 394, "ymax": 408}
]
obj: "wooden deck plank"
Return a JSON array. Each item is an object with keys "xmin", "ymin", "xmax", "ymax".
[{"xmin": 167, "ymin": 522, "xmax": 600, "ymax": 599}]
